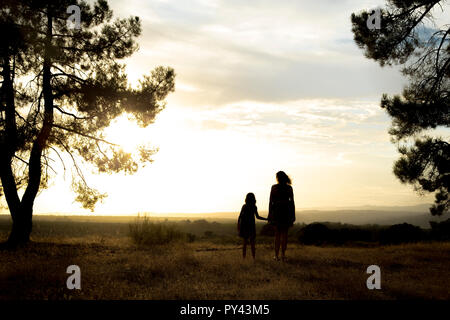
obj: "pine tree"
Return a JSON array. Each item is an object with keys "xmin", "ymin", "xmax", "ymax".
[
  {"xmin": 0, "ymin": 0, "xmax": 175, "ymax": 245},
  {"xmin": 351, "ymin": 0, "xmax": 449, "ymax": 216}
]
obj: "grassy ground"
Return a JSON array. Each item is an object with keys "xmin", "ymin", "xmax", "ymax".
[{"xmin": 0, "ymin": 217, "xmax": 449, "ymax": 300}]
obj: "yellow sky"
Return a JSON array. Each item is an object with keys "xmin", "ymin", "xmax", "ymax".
[{"xmin": 29, "ymin": 100, "xmax": 433, "ymax": 215}]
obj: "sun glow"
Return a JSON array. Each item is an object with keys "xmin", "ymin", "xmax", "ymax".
[
  {"xmin": 28, "ymin": 96, "xmax": 434, "ymax": 217},
  {"xmin": 87, "ymin": 104, "xmax": 298, "ymax": 215}
]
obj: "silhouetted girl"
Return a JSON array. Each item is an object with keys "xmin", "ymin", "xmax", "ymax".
[
  {"xmin": 237, "ymin": 193, "xmax": 267, "ymax": 259},
  {"xmin": 268, "ymin": 171, "xmax": 295, "ymax": 261}
]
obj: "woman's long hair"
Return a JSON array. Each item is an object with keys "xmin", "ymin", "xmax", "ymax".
[{"xmin": 276, "ymin": 171, "xmax": 291, "ymax": 185}]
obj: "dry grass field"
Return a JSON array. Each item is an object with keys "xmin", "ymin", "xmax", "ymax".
[{"xmin": 0, "ymin": 216, "xmax": 449, "ymax": 300}]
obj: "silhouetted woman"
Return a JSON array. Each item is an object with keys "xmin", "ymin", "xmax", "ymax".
[
  {"xmin": 237, "ymin": 193, "xmax": 267, "ymax": 260},
  {"xmin": 268, "ymin": 171, "xmax": 295, "ymax": 261}
]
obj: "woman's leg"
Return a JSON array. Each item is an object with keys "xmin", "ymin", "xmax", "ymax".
[
  {"xmin": 250, "ymin": 237, "xmax": 256, "ymax": 259},
  {"xmin": 274, "ymin": 228, "xmax": 281, "ymax": 259},
  {"xmin": 281, "ymin": 230, "xmax": 288, "ymax": 260},
  {"xmin": 243, "ymin": 238, "xmax": 248, "ymax": 259}
]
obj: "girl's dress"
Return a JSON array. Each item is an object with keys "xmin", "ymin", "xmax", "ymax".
[{"xmin": 238, "ymin": 204, "xmax": 258, "ymax": 239}]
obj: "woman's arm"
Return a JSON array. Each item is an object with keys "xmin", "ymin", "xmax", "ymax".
[
  {"xmin": 268, "ymin": 185, "xmax": 274, "ymax": 222},
  {"xmin": 289, "ymin": 186, "xmax": 295, "ymax": 223}
]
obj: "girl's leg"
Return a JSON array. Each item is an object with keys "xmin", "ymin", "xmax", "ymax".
[
  {"xmin": 250, "ymin": 238, "xmax": 256, "ymax": 259},
  {"xmin": 281, "ymin": 231, "xmax": 288, "ymax": 260},
  {"xmin": 274, "ymin": 228, "xmax": 281, "ymax": 259},
  {"xmin": 243, "ymin": 238, "xmax": 247, "ymax": 259}
]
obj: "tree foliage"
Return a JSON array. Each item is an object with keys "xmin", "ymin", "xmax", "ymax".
[
  {"xmin": 0, "ymin": 0, "xmax": 175, "ymax": 244},
  {"xmin": 351, "ymin": 0, "xmax": 449, "ymax": 215}
]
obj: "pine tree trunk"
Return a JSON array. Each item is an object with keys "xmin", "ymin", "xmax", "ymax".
[
  {"xmin": 5, "ymin": 11, "xmax": 54, "ymax": 247},
  {"xmin": 7, "ymin": 205, "xmax": 33, "ymax": 246},
  {"xmin": 1, "ymin": 9, "xmax": 54, "ymax": 248}
]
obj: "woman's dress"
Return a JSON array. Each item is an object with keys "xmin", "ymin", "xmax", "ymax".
[{"xmin": 268, "ymin": 184, "xmax": 295, "ymax": 230}]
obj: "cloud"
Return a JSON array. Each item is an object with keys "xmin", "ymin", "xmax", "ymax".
[
  {"xmin": 65, "ymin": 0, "xmax": 431, "ymax": 212},
  {"xmin": 112, "ymin": 0, "xmax": 406, "ymax": 108},
  {"xmin": 200, "ymin": 119, "xmax": 228, "ymax": 130},
  {"xmin": 171, "ymin": 98, "xmax": 392, "ymax": 160}
]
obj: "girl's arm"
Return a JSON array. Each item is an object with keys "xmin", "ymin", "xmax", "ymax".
[
  {"xmin": 237, "ymin": 205, "xmax": 244, "ymax": 231},
  {"xmin": 255, "ymin": 207, "xmax": 268, "ymax": 221}
]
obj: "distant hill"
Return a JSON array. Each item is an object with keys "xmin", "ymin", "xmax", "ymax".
[
  {"xmin": 295, "ymin": 210, "xmax": 447, "ymax": 229},
  {"xmin": 0, "ymin": 204, "xmax": 446, "ymax": 228},
  {"xmin": 310, "ymin": 204, "xmax": 432, "ymax": 213},
  {"xmin": 180, "ymin": 204, "xmax": 446, "ymax": 228}
]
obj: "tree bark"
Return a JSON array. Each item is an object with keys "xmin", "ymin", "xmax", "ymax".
[
  {"xmin": 3, "ymin": 10, "xmax": 54, "ymax": 247},
  {"xmin": 1, "ymin": 49, "xmax": 22, "ymax": 246},
  {"xmin": 7, "ymin": 204, "xmax": 33, "ymax": 245}
]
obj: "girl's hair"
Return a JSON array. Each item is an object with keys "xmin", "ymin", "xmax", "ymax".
[
  {"xmin": 276, "ymin": 171, "xmax": 292, "ymax": 185},
  {"xmin": 245, "ymin": 193, "xmax": 256, "ymax": 205}
]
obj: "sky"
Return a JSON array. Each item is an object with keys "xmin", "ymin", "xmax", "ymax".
[{"xmin": 3, "ymin": 0, "xmax": 445, "ymax": 216}]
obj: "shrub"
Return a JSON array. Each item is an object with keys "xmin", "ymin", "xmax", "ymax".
[
  {"xmin": 297, "ymin": 222, "xmax": 378, "ymax": 245},
  {"xmin": 298, "ymin": 223, "xmax": 333, "ymax": 245},
  {"xmin": 380, "ymin": 223, "xmax": 425, "ymax": 244},
  {"xmin": 260, "ymin": 224, "xmax": 275, "ymax": 237},
  {"xmin": 186, "ymin": 233, "xmax": 196, "ymax": 243},
  {"xmin": 430, "ymin": 219, "xmax": 450, "ymax": 241},
  {"xmin": 333, "ymin": 227, "xmax": 373, "ymax": 243},
  {"xmin": 129, "ymin": 215, "xmax": 186, "ymax": 246},
  {"xmin": 203, "ymin": 230, "xmax": 214, "ymax": 238}
]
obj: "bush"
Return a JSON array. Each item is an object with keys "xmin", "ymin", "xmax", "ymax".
[
  {"xmin": 333, "ymin": 227, "xmax": 373, "ymax": 243},
  {"xmin": 380, "ymin": 223, "xmax": 425, "ymax": 244},
  {"xmin": 129, "ymin": 215, "xmax": 186, "ymax": 246},
  {"xmin": 204, "ymin": 230, "xmax": 215, "ymax": 238},
  {"xmin": 298, "ymin": 223, "xmax": 333, "ymax": 245},
  {"xmin": 260, "ymin": 224, "xmax": 275, "ymax": 237},
  {"xmin": 430, "ymin": 219, "xmax": 450, "ymax": 241},
  {"xmin": 297, "ymin": 222, "xmax": 429, "ymax": 245},
  {"xmin": 186, "ymin": 233, "xmax": 196, "ymax": 243},
  {"xmin": 297, "ymin": 222, "xmax": 381, "ymax": 245}
]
